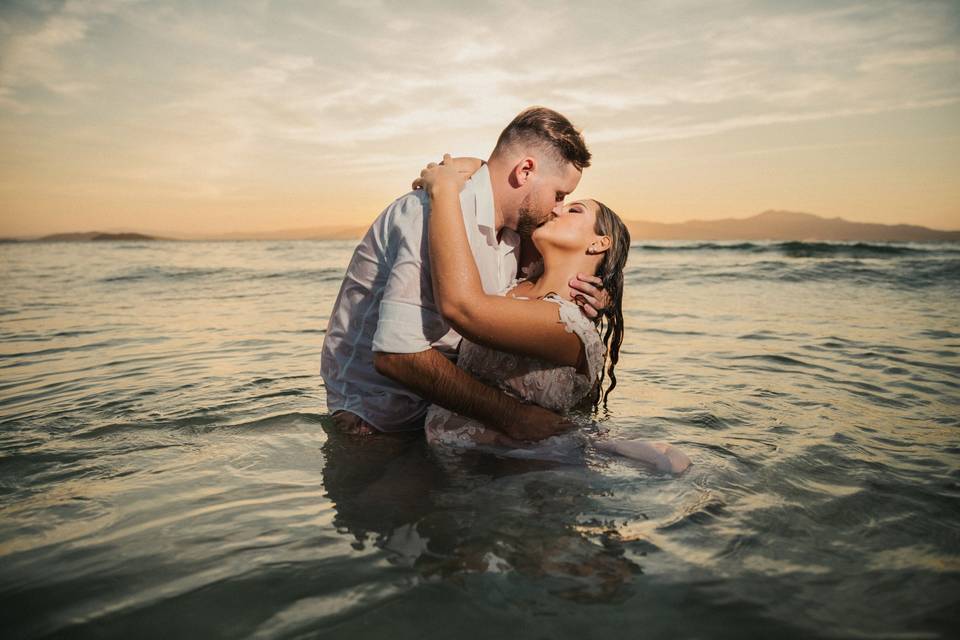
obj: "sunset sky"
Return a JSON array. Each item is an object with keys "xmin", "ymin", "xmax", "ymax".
[{"xmin": 1, "ymin": 0, "xmax": 959, "ymax": 237}]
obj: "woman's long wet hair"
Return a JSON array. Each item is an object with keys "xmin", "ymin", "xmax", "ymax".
[{"xmin": 591, "ymin": 201, "xmax": 631, "ymax": 408}]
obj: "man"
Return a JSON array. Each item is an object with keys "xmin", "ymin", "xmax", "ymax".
[{"xmin": 321, "ymin": 107, "xmax": 601, "ymax": 440}]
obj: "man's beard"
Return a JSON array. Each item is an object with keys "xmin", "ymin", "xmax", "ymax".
[{"xmin": 515, "ymin": 193, "xmax": 547, "ymax": 238}]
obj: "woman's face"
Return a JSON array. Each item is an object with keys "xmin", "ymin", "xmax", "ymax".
[{"xmin": 531, "ymin": 199, "xmax": 602, "ymax": 253}]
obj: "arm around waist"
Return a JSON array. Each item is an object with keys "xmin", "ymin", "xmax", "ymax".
[{"xmin": 373, "ymin": 348, "xmax": 571, "ymax": 441}]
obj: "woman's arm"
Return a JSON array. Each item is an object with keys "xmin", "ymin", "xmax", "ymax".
[
  {"xmin": 422, "ymin": 158, "xmax": 585, "ymax": 370},
  {"xmin": 415, "ymin": 156, "xmax": 609, "ymax": 320},
  {"xmin": 412, "ymin": 155, "xmax": 483, "ymax": 191},
  {"xmin": 594, "ymin": 440, "xmax": 692, "ymax": 474}
]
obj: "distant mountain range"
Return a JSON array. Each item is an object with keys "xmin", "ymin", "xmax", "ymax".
[
  {"xmin": 4, "ymin": 211, "xmax": 958, "ymax": 243},
  {"xmin": 29, "ymin": 232, "xmax": 164, "ymax": 242},
  {"xmin": 623, "ymin": 210, "xmax": 960, "ymax": 242},
  {"xmin": 198, "ymin": 226, "xmax": 365, "ymax": 241}
]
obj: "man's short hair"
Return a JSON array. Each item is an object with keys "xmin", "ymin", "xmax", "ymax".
[{"xmin": 492, "ymin": 106, "xmax": 591, "ymax": 171}]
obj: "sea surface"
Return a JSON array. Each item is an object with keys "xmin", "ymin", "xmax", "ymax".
[{"xmin": 1, "ymin": 239, "xmax": 958, "ymax": 639}]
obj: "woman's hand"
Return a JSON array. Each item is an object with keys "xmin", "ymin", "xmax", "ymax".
[{"xmin": 412, "ymin": 153, "xmax": 482, "ymax": 194}]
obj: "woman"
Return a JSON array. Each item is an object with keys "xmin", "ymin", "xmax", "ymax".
[{"xmin": 414, "ymin": 156, "xmax": 690, "ymax": 474}]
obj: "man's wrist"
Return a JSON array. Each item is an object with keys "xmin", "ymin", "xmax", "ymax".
[{"xmin": 489, "ymin": 394, "xmax": 521, "ymax": 427}]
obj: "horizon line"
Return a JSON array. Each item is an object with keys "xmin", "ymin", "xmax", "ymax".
[{"xmin": 5, "ymin": 209, "xmax": 960, "ymax": 240}]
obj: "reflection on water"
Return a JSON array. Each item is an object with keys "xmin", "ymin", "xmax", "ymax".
[
  {"xmin": 322, "ymin": 425, "xmax": 641, "ymax": 603},
  {"xmin": 1, "ymin": 240, "xmax": 958, "ymax": 638}
]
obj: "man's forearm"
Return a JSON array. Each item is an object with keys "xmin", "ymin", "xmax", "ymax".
[{"xmin": 374, "ymin": 349, "xmax": 522, "ymax": 429}]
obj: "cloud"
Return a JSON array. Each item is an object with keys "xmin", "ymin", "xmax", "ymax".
[
  {"xmin": 1, "ymin": 0, "xmax": 958, "ymax": 197},
  {"xmin": 858, "ymin": 45, "xmax": 960, "ymax": 70},
  {"xmin": 588, "ymin": 96, "xmax": 960, "ymax": 145},
  {"xmin": 0, "ymin": 14, "xmax": 90, "ymax": 101},
  {"xmin": 0, "ymin": 0, "xmax": 141, "ymax": 105}
]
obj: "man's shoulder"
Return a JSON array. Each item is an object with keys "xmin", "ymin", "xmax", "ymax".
[
  {"xmin": 371, "ymin": 190, "xmax": 430, "ymax": 229},
  {"xmin": 389, "ymin": 190, "xmax": 430, "ymax": 214}
]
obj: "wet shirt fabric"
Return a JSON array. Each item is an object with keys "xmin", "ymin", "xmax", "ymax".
[{"xmin": 321, "ymin": 164, "xmax": 520, "ymax": 432}]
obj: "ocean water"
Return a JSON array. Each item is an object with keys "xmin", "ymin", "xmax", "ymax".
[{"xmin": 1, "ymin": 239, "xmax": 958, "ymax": 639}]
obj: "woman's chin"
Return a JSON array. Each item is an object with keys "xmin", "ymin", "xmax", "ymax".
[{"xmin": 531, "ymin": 231, "xmax": 560, "ymax": 256}]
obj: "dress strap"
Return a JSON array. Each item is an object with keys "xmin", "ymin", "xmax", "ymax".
[{"xmin": 541, "ymin": 295, "xmax": 605, "ymax": 383}]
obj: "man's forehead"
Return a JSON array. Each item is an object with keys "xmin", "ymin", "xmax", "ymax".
[{"xmin": 556, "ymin": 163, "xmax": 582, "ymax": 192}]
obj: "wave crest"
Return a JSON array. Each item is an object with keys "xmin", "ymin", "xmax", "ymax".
[{"xmin": 632, "ymin": 241, "xmax": 952, "ymax": 258}]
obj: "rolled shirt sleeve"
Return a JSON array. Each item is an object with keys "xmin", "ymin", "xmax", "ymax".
[
  {"xmin": 373, "ymin": 299, "xmax": 449, "ymax": 353},
  {"xmin": 321, "ymin": 165, "xmax": 514, "ymax": 432},
  {"xmin": 371, "ymin": 193, "xmax": 454, "ymax": 354}
]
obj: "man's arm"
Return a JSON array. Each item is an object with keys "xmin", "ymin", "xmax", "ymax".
[
  {"xmin": 366, "ymin": 191, "xmax": 568, "ymax": 441},
  {"xmin": 373, "ymin": 348, "xmax": 571, "ymax": 441}
]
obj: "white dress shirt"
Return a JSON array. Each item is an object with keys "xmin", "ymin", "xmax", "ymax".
[{"xmin": 321, "ymin": 164, "xmax": 520, "ymax": 432}]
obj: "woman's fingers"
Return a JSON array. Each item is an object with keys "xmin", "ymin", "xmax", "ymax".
[{"xmin": 414, "ymin": 156, "xmax": 470, "ymax": 192}]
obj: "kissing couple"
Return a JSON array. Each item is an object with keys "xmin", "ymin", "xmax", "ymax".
[{"xmin": 321, "ymin": 107, "xmax": 689, "ymax": 473}]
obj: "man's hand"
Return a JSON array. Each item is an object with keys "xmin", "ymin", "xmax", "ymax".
[
  {"xmin": 374, "ymin": 348, "xmax": 574, "ymax": 442},
  {"xmin": 569, "ymin": 273, "xmax": 610, "ymax": 320},
  {"xmin": 503, "ymin": 404, "xmax": 577, "ymax": 442}
]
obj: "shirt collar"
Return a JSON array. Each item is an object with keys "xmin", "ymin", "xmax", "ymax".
[{"xmin": 467, "ymin": 163, "xmax": 496, "ymax": 234}]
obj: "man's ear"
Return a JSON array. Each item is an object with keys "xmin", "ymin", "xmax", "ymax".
[{"xmin": 512, "ymin": 157, "xmax": 536, "ymax": 186}]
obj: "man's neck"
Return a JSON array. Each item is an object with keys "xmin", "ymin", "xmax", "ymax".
[{"xmin": 486, "ymin": 157, "xmax": 514, "ymax": 234}]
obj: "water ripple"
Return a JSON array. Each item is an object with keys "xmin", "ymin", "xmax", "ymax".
[{"xmin": 1, "ymin": 240, "xmax": 957, "ymax": 639}]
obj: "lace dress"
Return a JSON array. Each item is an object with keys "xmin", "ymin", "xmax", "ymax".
[{"xmin": 424, "ymin": 287, "xmax": 605, "ymax": 456}]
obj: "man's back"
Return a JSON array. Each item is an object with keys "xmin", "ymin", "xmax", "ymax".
[{"xmin": 321, "ymin": 165, "xmax": 519, "ymax": 432}]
